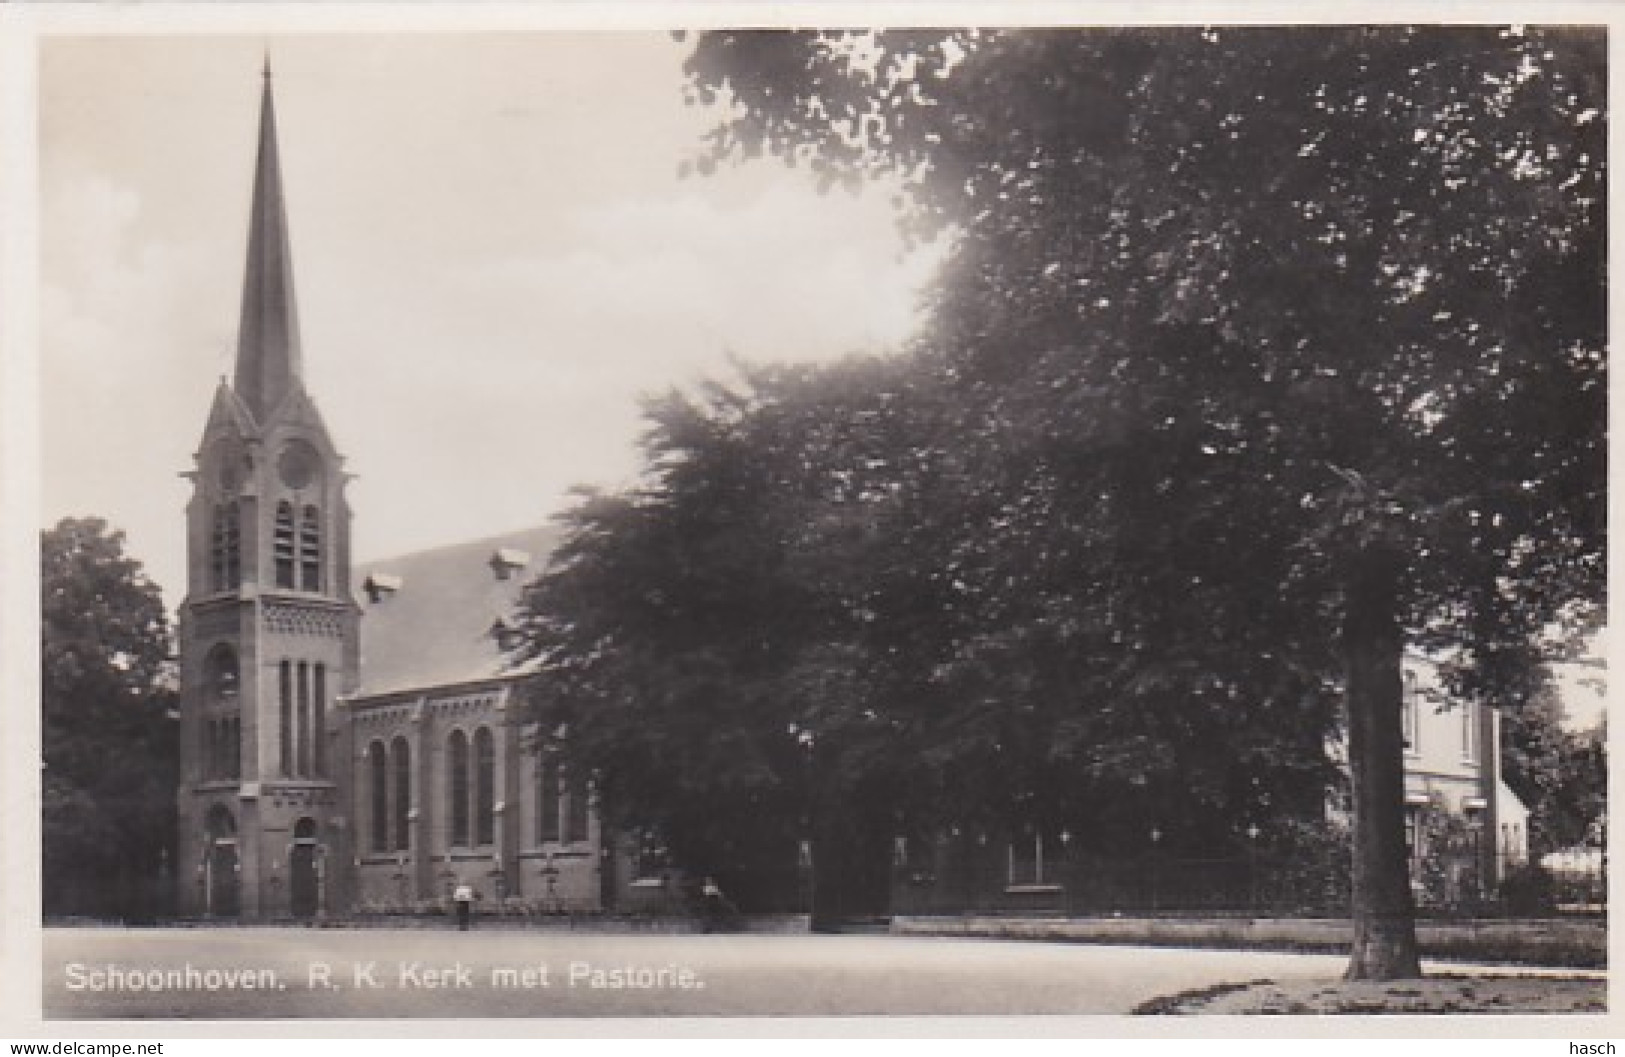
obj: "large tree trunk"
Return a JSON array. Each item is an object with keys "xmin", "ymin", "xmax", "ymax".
[{"xmin": 1342, "ymin": 544, "xmax": 1422, "ymax": 980}]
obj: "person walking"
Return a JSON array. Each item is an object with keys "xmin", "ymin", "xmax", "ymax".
[
  {"xmin": 453, "ymin": 883, "xmax": 474, "ymax": 931},
  {"xmin": 700, "ymin": 876, "xmax": 735, "ymax": 933}
]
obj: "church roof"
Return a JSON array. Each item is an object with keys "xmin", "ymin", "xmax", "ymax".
[
  {"xmin": 352, "ymin": 523, "xmax": 561, "ymax": 699},
  {"xmin": 233, "ymin": 63, "xmax": 304, "ymax": 425}
]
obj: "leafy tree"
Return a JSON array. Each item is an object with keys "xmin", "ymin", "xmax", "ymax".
[
  {"xmin": 1503, "ymin": 678, "xmax": 1607, "ymax": 855},
  {"xmin": 517, "ymin": 346, "xmax": 1341, "ymax": 920},
  {"xmin": 42, "ymin": 517, "xmax": 178, "ymax": 921},
  {"xmin": 684, "ymin": 26, "xmax": 1604, "ymax": 977}
]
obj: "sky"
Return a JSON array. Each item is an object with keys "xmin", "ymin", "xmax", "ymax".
[{"xmin": 39, "ymin": 33, "xmax": 944, "ymax": 611}]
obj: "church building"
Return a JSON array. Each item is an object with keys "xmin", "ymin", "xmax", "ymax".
[{"xmin": 175, "ymin": 67, "xmax": 635, "ymax": 920}]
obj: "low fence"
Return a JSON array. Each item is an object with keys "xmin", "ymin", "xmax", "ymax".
[
  {"xmin": 890, "ymin": 914, "xmax": 1607, "ymax": 968},
  {"xmin": 890, "ymin": 849, "xmax": 1606, "ymax": 920}
]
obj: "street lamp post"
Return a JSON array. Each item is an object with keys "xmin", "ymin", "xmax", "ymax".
[
  {"xmin": 1149, "ymin": 827, "xmax": 1162, "ymax": 914},
  {"xmin": 1059, "ymin": 829, "xmax": 1073, "ymax": 916},
  {"xmin": 1246, "ymin": 823, "xmax": 1261, "ymax": 914},
  {"xmin": 790, "ymin": 723, "xmax": 822, "ymax": 932}
]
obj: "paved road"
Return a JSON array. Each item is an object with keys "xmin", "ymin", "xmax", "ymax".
[{"xmin": 45, "ymin": 926, "xmax": 1400, "ymax": 1019}]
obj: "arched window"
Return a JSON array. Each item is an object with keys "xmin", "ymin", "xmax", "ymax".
[
  {"xmin": 313, "ymin": 664, "xmax": 327, "ymax": 778},
  {"xmin": 449, "ymin": 731, "xmax": 470, "ymax": 846},
  {"xmin": 474, "ymin": 727, "xmax": 496, "ymax": 846},
  {"xmin": 391, "ymin": 737, "xmax": 412, "ymax": 852},
  {"xmin": 210, "ymin": 504, "xmax": 241, "ymax": 591},
  {"xmin": 299, "ymin": 506, "xmax": 322, "ymax": 591},
  {"xmin": 295, "ymin": 662, "xmax": 310, "ymax": 777},
  {"xmin": 203, "ymin": 645, "xmax": 239, "ymax": 781},
  {"xmin": 368, "ymin": 742, "xmax": 388, "ymax": 853},
  {"xmin": 564, "ymin": 767, "xmax": 590, "ymax": 844},
  {"xmin": 273, "ymin": 502, "xmax": 296, "ymax": 589},
  {"xmin": 537, "ymin": 756, "xmax": 560, "ymax": 844},
  {"xmin": 205, "ymin": 644, "xmax": 239, "ymax": 703},
  {"xmin": 278, "ymin": 661, "xmax": 293, "ymax": 777}
]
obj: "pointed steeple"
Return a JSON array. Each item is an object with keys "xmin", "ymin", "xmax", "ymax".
[{"xmin": 233, "ymin": 61, "xmax": 303, "ymax": 423}]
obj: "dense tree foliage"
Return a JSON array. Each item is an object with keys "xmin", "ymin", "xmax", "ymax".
[
  {"xmin": 517, "ymin": 349, "xmax": 1343, "ymax": 917},
  {"xmin": 1503, "ymin": 676, "xmax": 1608, "ymax": 854},
  {"xmin": 42, "ymin": 517, "xmax": 178, "ymax": 921},
  {"xmin": 676, "ymin": 25, "xmax": 1604, "ymax": 978}
]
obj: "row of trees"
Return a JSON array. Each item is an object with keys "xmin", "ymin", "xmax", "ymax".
[{"xmin": 515, "ymin": 27, "xmax": 1605, "ymax": 978}]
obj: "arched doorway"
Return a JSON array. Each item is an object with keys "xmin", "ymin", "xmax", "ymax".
[
  {"xmin": 204, "ymin": 805, "xmax": 240, "ymax": 918},
  {"xmin": 290, "ymin": 817, "xmax": 320, "ymax": 919}
]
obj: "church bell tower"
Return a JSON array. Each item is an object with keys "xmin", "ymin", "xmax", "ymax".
[{"xmin": 177, "ymin": 64, "xmax": 359, "ymax": 919}]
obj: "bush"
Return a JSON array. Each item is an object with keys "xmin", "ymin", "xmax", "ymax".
[
  {"xmin": 1266, "ymin": 819, "xmax": 1351, "ymax": 914},
  {"xmin": 1498, "ymin": 862, "xmax": 1557, "ymax": 916},
  {"xmin": 1414, "ymin": 806, "xmax": 1489, "ymax": 914}
]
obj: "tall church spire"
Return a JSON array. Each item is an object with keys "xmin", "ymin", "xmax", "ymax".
[{"xmin": 233, "ymin": 61, "xmax": 302, "ymax": 423}]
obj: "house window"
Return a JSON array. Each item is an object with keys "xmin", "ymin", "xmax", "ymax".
[
  {"xmin": 368, "ymin": 742, "xmax": 389, "ymax": 853},
  {"xmin": 629, "ymin": 831, "xmax": 670, "ymax": 882},
  {"xmin": 1463, "ymin": 805, "xmax": 1484, "ymax": 861},
  {"xmin": 563, "ymin": 768, "xmax": 590, "ymax": 844},
  {"xmin": 273, "ymin": 503, "xmax": 296, "ymax": 589},
  {"xmin": 391, "ymin": 737, "xmax": 412, "ymax": 852},
  {"xmin": 449, "ymin": 731, "xmax": 470, "ymax": 846},
  {"xmin": 474, "ymin": 727, "xmax": 496, "ymax": 846},
  {"xmin": 1404, "ymin": 805, "xmax": 1425, "ymax": 880},
  {"xmin": 1402, "ymin": 671, "xmax": 1420, "ymax": 754},
  {"xmin": 537, "ymin": 756, "xmax": 560, "ymax": 843},
  {"xmin": 299, "ymin": 506, "xmax": 322, "ymax": 591},
  {"xmin": 1008, "ymin": 832, "xmax": 1050, "ymax": 888}
]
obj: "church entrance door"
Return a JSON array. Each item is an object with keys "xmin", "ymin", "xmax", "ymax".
[
  {"xmin": 204, "ymin": 804, "xmax": 240, "ymax": 918},
  {"xmin": 206, "ymin": 840, "xmax": 240, "ymax": 918},
  {"xmin": 290, "ymin": 818, "xmax": 320, "ymax": 919}
]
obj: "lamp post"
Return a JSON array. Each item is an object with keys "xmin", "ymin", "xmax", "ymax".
[
  {"xmin": 1059, "ymin": 829, "xmax": 1073, "ymax": 916},
  {"xmin": 1246, "ymin": 823, "xmax": 1261, "ymax": 914},
  {"xmin": 1149, "ymin": 827, "xmax": 1162, "ymax": 914},
  {"xmin": 790, "ymin": 723, "xmax": 821, "ymax": 932}
]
